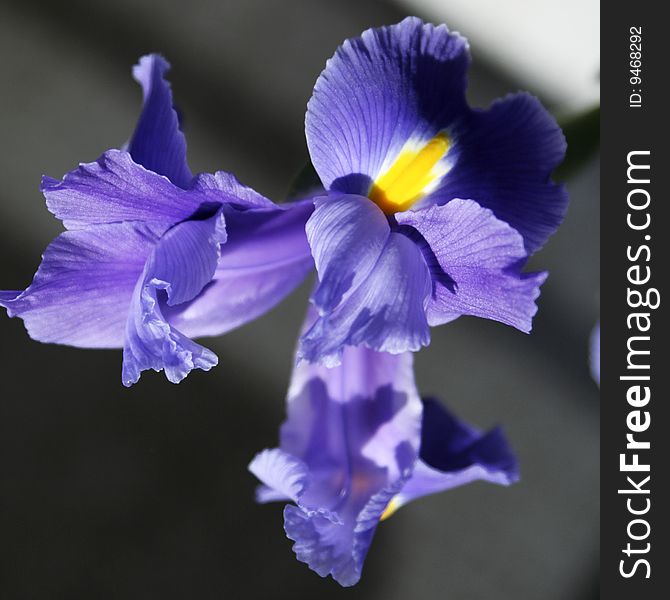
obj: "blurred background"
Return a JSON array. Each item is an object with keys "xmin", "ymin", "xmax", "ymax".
[{"xmin": 0, "ymin": 0, "xmax": 599, "ymax": 598}]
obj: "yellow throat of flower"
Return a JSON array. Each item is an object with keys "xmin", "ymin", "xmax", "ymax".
[{"xmin": 369, "ymin": 133, "xmax": 450, "ymax": 215}]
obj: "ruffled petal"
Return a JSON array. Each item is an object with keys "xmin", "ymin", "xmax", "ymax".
[
  {"xmin": 121, "ymin": 210, "xmax": 226, "ymax": 386},
  {"xmin": 163, "ymin": 200, "xmax": 314, "ymax": 338},
  {"xmin": 0, "ymin": 222, "xmax": 162, "ymax": 347},
  {"xmin": 387, "ymin": 398, "xmax": 518, "ymax": 513},
  {"xmin": 248, "ymin": 449, "xmax": 309, "ymax": 504},
  {"xmin": 250, "ymin": 338, "xmax": 422, "ymax": 586},
  {"xmin": 396, "ymin": 199, "xmax": 547, "ymax": 333},
  {"xmin": 434, "ymin": 93, "xmax": 568, "ymax": 252},
  {"xmin": 43, "ymin": 150, "xmax": 208, "ymax": 229},
  {"xmin": 127, "ymin": 54, "xmax": 193, "ymax": 188},
  {"xmin": 306, "ymin": 17, "xmax": 469, "ymax": 194},
  {"xmin": 300, "ymin": 195, "xmax": 431, "ymax": 364}
]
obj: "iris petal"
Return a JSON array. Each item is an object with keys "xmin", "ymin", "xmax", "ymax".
[
  {"xmin": 435, "ymin": 92, "xmax": 568, "ymax": 252},
  {"xmin": 249, "ymin": 337, "xmax": 422, "ymax": 586},
  {"xmin": 121, "ymin": 210, "xmax": 226, "ymax": 386},
  {"xmin": 42, "ymin": 150, "xmax": 207, "ymax": 230},
  {"xmin": 0, "ymin": 221, "xmax": 161, "ymax": 348},
  {"xmin": 301, "ymin": 195, "xmax": 431, "ymax": 365},
  {"xmin": 396, "ymin": 199, "xmax": 547, "ymax": 333},
  {"xmin": 306, "ymin": 17, "xmax": 469, "ymax": 195},
  {"xmin": 164, "ymin": 200, "xmax": 314, "ymax": 339},
  {"xmin": 306, "ymin": 194, "xmax": 390, "ymax": 314},
  {"xmin": 387, "ymin": 398, "xmax": 518, "ymax": 513},
  {"xmin": 127, "ymin": 54, "xmax": 193, "ymax": 188},
  {"xmin": 249, "ymin": 448, "xmax": 309, "ymax": 504},
  {"xmin": 307, "ymin": 19, "xmax": 566, "ymax": 253}
]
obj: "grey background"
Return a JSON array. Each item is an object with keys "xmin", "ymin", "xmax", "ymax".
[{"xmin": 0, "ymin": 1, "xmax": 599, "ymax": 598}]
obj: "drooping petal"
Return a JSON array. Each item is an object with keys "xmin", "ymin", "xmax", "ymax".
[
  {"xmin": 306, "ymin": 17, "xmax": 469, "ymax": 195},
  {"xmin": 282, "ymin": 343, "xmax": 422, "ymax": 471},
  {"xmin": 385, "ymin": 398, "xmax": 518, "ymax": 515},
  {"xmin": 43, "ymin": 150, "xmax": 207, "ymax": 229},
  {"xmin": 300, "ymin": 195, "xmax": 431, "ymax": 365},
  {"xmin": 0, "ymin": 222, "xmax": 162, "ymax": 347},
  {"xmin": 163, "ymin": 200, "xmax": 314, "ymax": 338},
  {"xmin": 127, "ymin": 54, "xmax": 193, "ymax": 188},
  {"xmin": 396, "ymin": 199, "xmax": 547, "ymax": 333},
  {"xmin": 249, "ymin": 341, "xmax": 422, "ymax": 586},
  {"xmin": 433, "ymin": 93, "xmax": 568, "ymax": 252},
  {"xmin": 306, "ymin": 195, "xmax": 389, "ymax": 314},
  {"xmin": 121, "ymin": 210, "xmax": 227, "ymax": 386}
]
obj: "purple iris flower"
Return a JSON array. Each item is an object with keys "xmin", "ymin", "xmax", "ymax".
[
  {"xmin": 249, "ymin": 313, "xmax": 518, "ymax": 586},
  {"xmin": 0, "ymin": 55, "xmax": 313, "ymax": 386},
  {"xmin": 299, "ymin": 17, "xmax": 567, "ymax": 365}
]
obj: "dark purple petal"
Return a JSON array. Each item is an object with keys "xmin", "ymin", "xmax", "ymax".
[
  {"xmin": 127, "ymin": 54, "xmax": 193, "ymax": 188},
  {"xmin": 418, "ymin": 398, "xmax": 517, "ymax": 477},
  {"xmin": 121, "ymin": 210, "xmax": 226, "ymax": 386},
  {"xmin": 300, "ymin": 195, "xmax": 431, "ymax": 364},
  {"xmin": 386, "ymin": 398, "xmax": 518, "ymax": 513},
  {"xmin": 306, "ymin": 17, "xmax": 469, "ymax": 194},
  {"xmin": 1, "ymin": 222, "xmax": 161, "ymax": 347},
  {"xmin": 396, "ymin": 199, "xmax": 546, "ymax": 333},
  {"xmin": 435, "ymin": 93, "xmax": 568, "ymax": 252},
  {"xmin": 43, "ymin": 150, "xmax": 207, "ymax": 229},
  {"xmin": 0, "ymin": 291, "xmax": 20, "ymax": 303},
  {"xmin": 163, "ymin": 200, "xmax": 313, "ymax": 338}
]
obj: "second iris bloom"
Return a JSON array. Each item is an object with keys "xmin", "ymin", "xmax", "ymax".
[{"xmin": 250, "ymin": 310, "xmax": 518, "ymax": 586}]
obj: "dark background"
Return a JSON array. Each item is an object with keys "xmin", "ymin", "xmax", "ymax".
[{"xmin": 0, "ymin": 1, "xmax": 599, "ymax": 598}]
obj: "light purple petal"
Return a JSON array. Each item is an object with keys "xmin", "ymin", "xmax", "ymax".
[
  {"xmin": 43, "ymin": 150, "xmax": 207, "ymax": 229},
  {"xmin": 396, "ymin": 199, "xmax": 546, "ymax": 333},
  {"xmin": 249, "ymin": 449, "xmax": 309, "ymax": 504},
  {"xmin": 191, "ymin": 170, "xmax": 275, "ymax": 210},
  {"xmin": 148, "ymin": 210, "xmax": 227, "ymax": 306},
  {"xmin": 163, "ymin": 200, "xmax": 313, "ymax": 338},
  {"xmin": 300, "ymin": 195, "xmax": 431, "ymax": 365},
  {"xmin": 127, "ymin": 54, "xmax": 193, "ymax": 188},
  {"xmin": 435, "ymin": 92, "xmax": 568, "ymax": 252},
  {"xmin": 306, "ymin": 194, "xmax": 390, "ymax": 313},
  {"xmin": 0, "ymin": 222, "xmax": 162, "ymax": 348},
  {"xmin": 250, "ymin": 336, "xmax": 422, "ymax": 586},
  {"xmin": 121, "ymin": 210, "xmax": 226, "ymax": 386},
  {"xmin": 282, "ymin": 341, "xmax": 422, "ymax": 469},
  {"xmin": 306, "ymin": 17, "xmax": 469, "ymax": 194}
]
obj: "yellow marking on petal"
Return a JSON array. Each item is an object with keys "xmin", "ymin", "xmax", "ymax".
[
  {"xmin": 369, "ymin": 133, "xmax": 450, "ymax": 215},
  {"xmin": 380, "ymin": 497, "xmax": 401, "ymax": 521}
]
